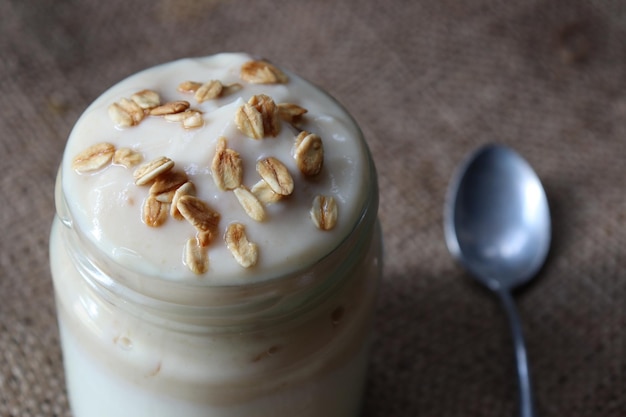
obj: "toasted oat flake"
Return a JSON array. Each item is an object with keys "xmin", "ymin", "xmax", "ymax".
[
  {"xmin": 143, "ymin": 195, "xmax": 169, "ymax": 227},
  {"xmin": 184, "ymin": 237, "xmax": 209, "ymax": 275},
  {"xmin": 149, "ymin": 100, "xmax": 190, "ymax": 116},
  {"xmin": 195, "ymin": 80, "xmax": 223, "ymax": 103},
  {"xmin": 235, "ymin": 103, "xmax": 264, "ymax": 139},
  {"xmin": 196, "ymin": 230, "xmax": 213, "ymax": 247},
  {"xmin": 248, "ymin": 94, "xmax": 280, "ymax": 137},
  {"xmin": 256, "ymin": 157, "xmax": 294, "ymax": 196},
  {"xmin": 177, "ymin": 195, "xmax": 221, "ymax": 233},
  {"xmin": 182, "ymin": 111, "xmax": 204, "ymax": 129},
  {"xmin": 251, "ymin": 179, "xmax": 282, "ymax": 204},
  {"xmin": 211, "ymin": 137, "xmax": 243, "ymax": 190},
  {"xmin": 234, "ymin": 186, "xmax": 266, "ymax": 222},
  {"xmin": 163, "ymin": 109, "xmax": 196, "ymax": 122},
  {"xmin": 294, "ymin": 131, "xmax": 324, "ymax": 176},
  {"xmin": 131, "ymin": 89, "xmax": 161, "ymax": 109},
  {"xmin": 241, "ymin": 60, "xmax": 288, "ymax": 84},
  {"xmin": 278, "ymin": 103, "xmax": 307, "ymax": 123},
  {"xmin": 224, "ymin": 223, "xmax": 258, "ymax": 268},
  {"xmin": 113, "ymin": 147, "xmax": 143, "ymax": 168},
  {"xmin": 310, "ymin": 195, "xmax": 338, "ymax": 231},
  {"xmin": 171, "ymin": 181, "xmax": 196, "ymax": 220},
  {"xmin": 72, "ymin": 142, "xmax": 116, "ymax": 174},
  {"xmin": 133, "ymin": 156, "xmax": 175, "ymax": 186},
  {"xmin": 108, "ymin": 102, "xmax": 134, "ymax": 127},
  {"xmin": 162, "ymin": 109, "xmax": 204, "ymax": 129},
  {"xmin": 149, "ymin": 170, "xmax": 188, "ymax": 197},
  {"xmin": 118, "ymin": 98, "xmax": 145, "ymax": 125},
  {"xmin": 178, "ymin": 81, "xmax": 203, "ymax": 93}
]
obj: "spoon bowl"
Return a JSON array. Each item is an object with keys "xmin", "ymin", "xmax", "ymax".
[
  {"xmin": 445, "ymin": 144, "xmax": 551, "ymax": 290},
  {"xmin": 444, "ymin": 143, "xmax": 551, "ymax": 417}
]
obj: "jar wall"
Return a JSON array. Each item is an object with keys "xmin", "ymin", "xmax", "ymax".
[{"xmin": 50, "ymin": 214, "xmax": 382, "ymax": 417}]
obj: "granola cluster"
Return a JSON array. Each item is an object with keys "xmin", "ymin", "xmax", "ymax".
[{"xmin": 71, "ymin": 60, "xmax": 338, "ymax": 275}]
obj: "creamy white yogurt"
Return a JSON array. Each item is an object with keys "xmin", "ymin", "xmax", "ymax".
[{"xmin": 61, "ymin": 53, "xmax": 370, "ymax": 284}]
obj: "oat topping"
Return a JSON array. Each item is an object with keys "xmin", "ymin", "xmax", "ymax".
[
  {"xmin": 294, "ymin": 131, "xmax": 324, "ymax": 176},
  {"xmin": 211, "ymin": 137, "xmax": 243, "ymax": 190},
  {"xmin": 248, "ymin": 94, "xmax": 280, "ymax": 137},
  {"xmin": 256, "ymin": 157, "xmax": 294, "ymax": 196},
  {"xmin": 149, "ymin": 170, "xmax": 188, "ymax": 199},
  {"xmin": 162, "ymin": 109, "xmax": 195, "ymax": 122},
  {"xmin": 108, "ymin": 102, "xmax": 136, "ymax": 128},
  {"xmin": 124, "ymin": 98, "xmax": 147, "ymax": 123},
  {"xmin": 181, "ymin": 111, "xmax": 204, "ymax": 129},
  {"xmin": 195, "ymin": 80, "xmax": 223, "ymax": 103},
  {"xmin": 170, "ymin": 181, "xmax": 196, "ymax": 220},
  {"xmin": 134, "ymin": 156, "xmax": 175, "ymax": 186},
  {"xmin": 143, "ymin": 195, "xmax": 169, "ymax": 227},
  {"xmin": 108, "ymin": 90, "xmax": 162, "ymax": 127},
  {"xmin": 224, "ymin": 223, "xmax": 258, "ymax": 268},
  {"xmin": 177, "ymin": 195, "xmax": 221, "ymax": 234},
  {"xmin": 149, "ymin": 100, "xmax": 190, "ymax": 116},
  {"xmin": 278, "ymin": 103, "xmax": 307, "ymax": 123},
  {"xmin": 179, "ymin": 80, "xmax": 242, "ymax": 99},
  {"xmin": 250, "ymin": 179, "xmax": 282, "ymax": 205},
  {"xmin": 233, "ymin": 186, "xmax": 266, "ymax": 222},
  {"xmin": 113, "ymin": 147, "xmax": 143, "ymax": 168},
  {"xmin": 196, "ymin": 229, "xmax": 214, "ymax": 247},
  {"xmin": 177, "ymin": 81, "xmax": 203, "ymax": 93},
  {"xmin": 240, "ymin": 60, "xmax": 288, "ymax": 84},
  {"xmin": 235, "ymin": 103, "xmax": 264, "ymax": 139},
  {"xmin": 184, "ymin": 237, "xmax": 209, "ymax": 275},
  {"xmin": 310, "ymin": 195, "xmax": 338, "ymax": 231},
  {"xmin": 72, "ymin": 56, "xmax": 347, "ymax": 275},
  {"xmin": 131, "ymin": 89, "xmax": 161, "ymax": 110},
  {"xmin": 72, "ymin": 142, "xmax": 115, "ymax": 174},
  {"xmin": 162, "ymin": 109, "xmax": 204, "ymax": 129}
]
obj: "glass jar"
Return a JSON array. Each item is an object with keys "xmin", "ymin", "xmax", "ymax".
[{"xmin": 50, "ymin": 158, "xmax": 382, "ymax": 417}]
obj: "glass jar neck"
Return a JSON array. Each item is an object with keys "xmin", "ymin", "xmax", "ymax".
[{"xmin": 55, "ymin": 159, "xmax": 379, "ymax": 332}]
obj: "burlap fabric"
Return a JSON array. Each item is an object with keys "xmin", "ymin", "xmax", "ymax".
[{"xmin": 1, "ymin": 0, "xmax": 625, "ymax": 415}]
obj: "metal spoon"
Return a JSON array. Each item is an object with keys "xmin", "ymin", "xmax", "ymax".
[{"xmin": 444, "ymin": 143, "xmax": 551, "ymax": 417}]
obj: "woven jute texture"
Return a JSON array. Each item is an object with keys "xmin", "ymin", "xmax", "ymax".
[{"xmin": 1, "ymin": 0, "xmax": 625, "ymax": 416}]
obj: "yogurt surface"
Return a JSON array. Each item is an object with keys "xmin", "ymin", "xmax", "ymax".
[{"xmin": 62, "ymin": 53, "xmax": 370, "ymax": 284}]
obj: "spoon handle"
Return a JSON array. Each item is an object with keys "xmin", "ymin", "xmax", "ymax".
[{"xmin": 497, "ymin": 288, "xmax": 536, "ymax": 417}]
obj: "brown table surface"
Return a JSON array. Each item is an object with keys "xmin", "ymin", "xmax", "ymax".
[{"xmin": 2, "ymin": 0, "xmax": 625, "ymax": 416}]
